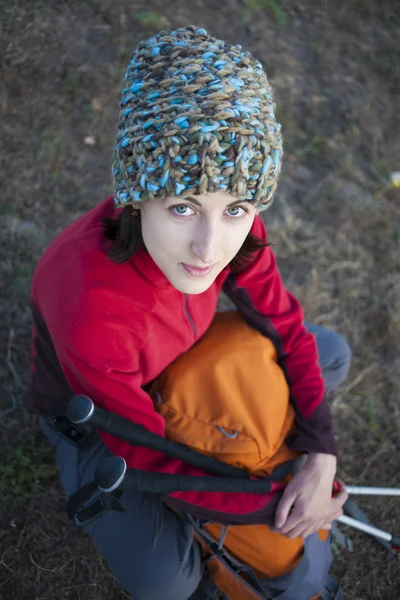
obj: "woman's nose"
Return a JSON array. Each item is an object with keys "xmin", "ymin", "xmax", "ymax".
[{"xmin": 190, "ymin": 225, "xmax": 219, "ymax": 265}]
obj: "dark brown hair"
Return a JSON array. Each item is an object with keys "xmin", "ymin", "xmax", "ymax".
[{"xmin": 102, "ymin": 205, "xmax": 268, "ymax": 273}]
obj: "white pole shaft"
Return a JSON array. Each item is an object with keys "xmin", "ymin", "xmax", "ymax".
[
  {"xmin": 337, "ymin": 515, "xmax": 392, "ymax": 542},
  {"xmin": 346, "ymin": 486, "xmax": 400, "ymax": 496}
]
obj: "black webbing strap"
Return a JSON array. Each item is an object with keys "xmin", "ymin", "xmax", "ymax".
[
  {"xmin": 66, "ymin": 481, "xmax": 128, "ymax": 527},
  {"xmin": 268, "ymin": 460, "xmax": 294, "ymax": 482}
]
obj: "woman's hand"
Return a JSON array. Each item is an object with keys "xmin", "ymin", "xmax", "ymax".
[{"xmin": 273, "ymin": 453, "xmax": 348, "ymax": 539}]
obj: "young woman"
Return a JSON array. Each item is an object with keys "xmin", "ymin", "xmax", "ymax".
[{"xmin": 29, "ymin": 26, "xmax": 351, "ymax": 600}]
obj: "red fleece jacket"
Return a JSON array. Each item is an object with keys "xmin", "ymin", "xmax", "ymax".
[{"xmin": 29, "ymin": 196, "xmax": 336, "ymax": 523}]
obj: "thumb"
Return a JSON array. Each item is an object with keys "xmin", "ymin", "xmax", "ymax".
[{"xmin": 275, "ymin": 486, "xmax": 297, "ymax": 528}]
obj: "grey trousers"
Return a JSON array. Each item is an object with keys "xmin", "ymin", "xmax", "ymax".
[{"xmin": 39, "ymin": 323, "xmax": 351, "ymax": 600}]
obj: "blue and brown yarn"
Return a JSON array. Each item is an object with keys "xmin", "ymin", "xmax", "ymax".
[{"xmin": 112, "ymin": 25, "xmax": 283, "ymax": 211}]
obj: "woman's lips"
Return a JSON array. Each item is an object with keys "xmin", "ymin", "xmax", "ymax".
[{"xmin": 181, "ymin": 263, "xmax": 215, "ymax": 278}]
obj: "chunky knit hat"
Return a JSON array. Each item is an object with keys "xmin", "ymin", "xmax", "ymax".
[{"xmin": 112, "ymin": 25, "xmax": 283, "ymax": 211}]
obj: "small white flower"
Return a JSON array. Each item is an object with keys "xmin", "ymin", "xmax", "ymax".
[
  {"xmin": 84, "ymin": 136, "xmax": 96, "ymax": 147},
  {"xmin": 389, "ymin": 171, "xmax": 400, "ymax": 188}
]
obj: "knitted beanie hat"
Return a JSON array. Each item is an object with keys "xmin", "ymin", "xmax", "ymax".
[{"xmin": 112, "ymin": 25, "xmax": 283, "ymax": 211}]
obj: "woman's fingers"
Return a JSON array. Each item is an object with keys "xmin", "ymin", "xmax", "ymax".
[
  {"xmin": 274, "ymin": 487, "xmax": 297, "ymax": 529},
  {"xmin": 280, "ymin": 502, "xmax": 345, "ymax": 539},
  {"xmin": 283, "ymin": 517, "xmax": 330, "ymax": 539},
  {"xmin": 277, "ymin": 504, "xmax": 308, "ymax": 534},
  {"xmin": 283, "ymin": 521, "xmax": 312, "ymax": 539}
]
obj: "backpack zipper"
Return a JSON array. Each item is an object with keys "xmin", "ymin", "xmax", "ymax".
[{"xmin": 184, "ymin": 294, "xmax": 197, "ymax": 341}]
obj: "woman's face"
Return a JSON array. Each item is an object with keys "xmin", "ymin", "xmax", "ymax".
[{"xmin": 140, "ymin": 192, "xmax": 257, "ymax": 294}]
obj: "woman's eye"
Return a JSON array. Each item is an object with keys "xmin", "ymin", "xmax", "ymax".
[
  {"xmin": 171, "ymin": 204, "xmax": 195, "ymax": 217},
  {"xmin": 226, "ymin": 206, "xmax": 246, "ymax": 218}
]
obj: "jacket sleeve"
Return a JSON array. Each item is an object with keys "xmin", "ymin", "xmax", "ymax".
[
  {"xmin": 223, "ymin": 216, "xmax": 337, "ymax": 456},
  {"xmin": 53, "ymin": 299, "xmax": 280, "ymax": 524}
]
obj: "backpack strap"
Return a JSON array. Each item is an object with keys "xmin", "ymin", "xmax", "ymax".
[
  {"xmin": 66, "ymin": 481, "xmax": 127, "ymax": 527},
  {"xmin": 268, "ymin": 460, "xmax": 295, "ymax": 481}
]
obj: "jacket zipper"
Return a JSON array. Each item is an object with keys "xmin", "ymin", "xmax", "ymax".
[{"xmin": 184, "ymin": 294, "xmax": 197, "ymax": 341}]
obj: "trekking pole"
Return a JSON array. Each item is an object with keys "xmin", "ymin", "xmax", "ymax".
[
  {"xmin": 332, "ymin": 481, "xmax": 400, "ymax": 497},
  {"xmin": 94, "ymin": 455, "xmax": 283, "ymax": 495},
  {"xmin": 332, "ymin": 483, "xmax": 400, "ymax": 554},
  {"xmin": 345, "ymin": 486, "xmax": 400, "ymax": 496},
  {"xmin": 337, "ymin": 515, "xmax": 400, "ymax": 551}
]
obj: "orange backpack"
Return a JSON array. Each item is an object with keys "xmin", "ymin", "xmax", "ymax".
[{"xmin": 149, "ymin": 310, "xmax": 330, "ymax": 599}]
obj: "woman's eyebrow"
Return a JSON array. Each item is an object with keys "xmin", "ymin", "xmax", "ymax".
[{"xmin": 184, "ymin": 195, "xmax": 244, "ymax": 208}]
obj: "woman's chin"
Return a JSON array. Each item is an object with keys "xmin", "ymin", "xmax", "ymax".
[{"xmin": 169, "ymin": 272, "xmax": 216, "ymax": 295}]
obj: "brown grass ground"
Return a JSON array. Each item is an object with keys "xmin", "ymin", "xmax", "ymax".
[{"xmin": 1, "ymin": 1, "xmax": 399, "ymax": 598}]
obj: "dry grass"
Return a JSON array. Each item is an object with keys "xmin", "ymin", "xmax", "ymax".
[{"xmin": 1, "ymin": 0, "xmax": 399, "ymax": 598}]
